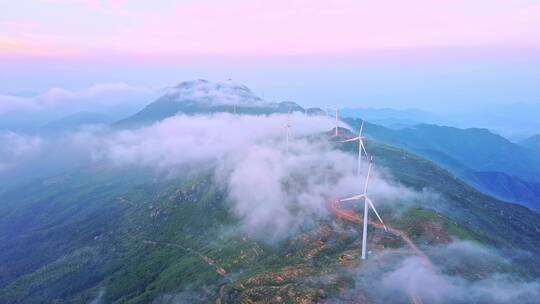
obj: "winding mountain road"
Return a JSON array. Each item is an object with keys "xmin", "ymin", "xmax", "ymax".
[{"xmin": 328, "ymin": 199, "xmax": 433, "ymax": 304}]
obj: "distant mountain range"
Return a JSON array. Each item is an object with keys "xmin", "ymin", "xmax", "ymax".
[
  {"xmin": 461, "ymin": 103, "xmax": 540, "ymax": 141},
  {"xmin": 340, "ymin": 107, "xmax": 446, "ymax": 129},
  {"xmin": 39, "ymin": 111, "xmax": 112, "ymax": 135},
  {"xmin": 519, "ymin": 134, "xmax": 540, "ymax": 152},
  {"xmin": 343, "ymin": 118, "xmax": 540, "ymax": 211},
  {"xmin": 341, "ymin": 103, "xmax": 540, "ymax": 142}
]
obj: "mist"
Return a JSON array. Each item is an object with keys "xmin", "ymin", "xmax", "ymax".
[
  {"xmin": 0, "ymin": 112, "xmax": 423, "ymax": 241},
  {"xmin": 335, "ymin": 240, "xmax": 540, "ymax": 304},
  {"xmin": 0, "ymin": 83, "xmax": 159, "ymax": 132}
]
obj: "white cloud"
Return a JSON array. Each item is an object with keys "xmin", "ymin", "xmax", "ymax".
[
  {"xmin": 351, "ymin": 240, "xmax": 540, "ymax": 304},
  {"xmin": 93, "ymin": 113, "xmax": 335, "ymax": 168},
  {"xmin": 165, "ymin": 79, "xmax": 263, "ymax": 106},
  {"xmin": 0, "ymin": 112, "xmax": 424, "ymax": 241},
  {"xmin": 382, "ymin": 254, "xmax": 540, "ymax": 304},
  {"xmin": 0, "ymin": 82, "xmax": 157, "ymax": 115},
  {"xmin": 0, "ymin": 132, "xmax": 42, "ymax": 172},
  {"xmin": 220, "ymin": 139, "xmax": 356, "ymax": 240}
]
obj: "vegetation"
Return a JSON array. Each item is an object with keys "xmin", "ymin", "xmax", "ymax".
[{"xmin": 1, "ymin": 135, "xmax": 540, "ymax": 303}]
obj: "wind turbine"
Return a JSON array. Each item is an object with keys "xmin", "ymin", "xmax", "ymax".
[
  {"xmin": 339, "ymin": 157, "xmax": 387, "ymax": 260},
  {"xmin": 341, "ymin": 120, "xmax": 367, "ymax": 176},
  {"xmin": 334, "ymin": 107, "xmax": 339, "ymax": 137}
]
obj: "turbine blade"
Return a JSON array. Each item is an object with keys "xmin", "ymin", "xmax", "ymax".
[
  {"xmin": 339, "ymin": 194, "xmax": 366, "ymax": 202},
  {"xmin": 367, "ymin": 197, "xmax": 387, "ymax": 231},
  {"xmin": 359, "ymin": 120, "xmax": 365, "ymax": 136},
  {"xmin": 340, "ymin": 137, "xmax": 360, "ymax": 143},
  {"xmin": 360, "ymin": 140, "xmax": 368, "ymax": 157},
  {"xmin": 364, "ymin": 156, "xmax": 373, "ymax": 194}
]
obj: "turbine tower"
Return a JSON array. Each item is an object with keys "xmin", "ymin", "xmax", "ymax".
[
  {"xmin": 341, "ymin": 120, "xmax": 367, "ymax": 176},
  {"xmin": 339, "ymin": 157, "xmax": 387, "ymax": 259}
]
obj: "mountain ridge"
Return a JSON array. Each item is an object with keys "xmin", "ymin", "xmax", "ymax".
[
  {"xmin": 113, "ymin": 80, "xmax": 316, "ymax": 128},
  {"xmin": 343, "ymin": 118, "xmax": 540, "ymax": 211}
]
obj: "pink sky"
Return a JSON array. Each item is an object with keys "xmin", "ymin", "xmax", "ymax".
[{"xmin": 1, "ymin": 0, "xmax": 540, "ymax": 58}]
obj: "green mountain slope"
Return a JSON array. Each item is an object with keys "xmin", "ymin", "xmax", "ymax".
[
  {"xmin": 1, "ymin": 134, "xmax": 539, "ymax": 303},
  {"xmin": 343, "ymin": 118, "xmax": 540, "ymax": 211}
]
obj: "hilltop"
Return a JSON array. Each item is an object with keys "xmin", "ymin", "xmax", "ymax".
[{"xmin": 114, "ymin": 80, "xmax": 311, "ymax": 128}]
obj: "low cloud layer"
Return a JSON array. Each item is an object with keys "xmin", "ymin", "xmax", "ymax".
[
  {"xmin": 219, "ymin": 137, "xmax": 423, "ymax": 240},
  {"xmin": 0, "ymin": 132, "xmax": 42, "ymax": 172},
  {"xmin": 0, "ymin": 83, "xmax": 156, "ymax": 114},
  {"xmin": 221, "ymin": 139, "xmax": 355, "ymax": 240},
  {"xmin": 0, "ymin": 113, "xmax": 333, "ymax": 173},
  {"xmin": 350, "ymin": 240, "xmax": 540, "ymax": 304},
  {"xmin": 93, "ymin": 113, "xmax": 336, "ymax": 168},
  {"xmin": 0, "ymin": 112, "xmax": 420, "ymax": 241},
  {"xmin": 0, "ymin": 83, "xmax": 159, "ymax": 131}
]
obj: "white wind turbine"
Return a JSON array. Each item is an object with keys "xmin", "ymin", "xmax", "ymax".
[
  {"xmin": 341, "ymin": 120, "xmax": 367, "ymax": 176},
  {"xmin": 339, "ymin": 157, "xmax": 387, "ymax": 260}
]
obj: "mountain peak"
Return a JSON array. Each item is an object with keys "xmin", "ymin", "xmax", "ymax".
[
  {"xmin": 165, "ymin": 79, "xmax": 262, "ymax": 107},
  {"xmin": 114, "ymin": 80, "xmax": 307, "ymax": 128}
]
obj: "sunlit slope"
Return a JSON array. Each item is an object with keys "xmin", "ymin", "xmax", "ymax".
[{"xmin": 0, "ymin": 134, "xmax": 539, "ymax": 303}]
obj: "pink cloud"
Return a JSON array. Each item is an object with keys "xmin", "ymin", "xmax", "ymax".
[{"xmin": 3, "ymin": 0, "xmax": 540, "ymax": 58}]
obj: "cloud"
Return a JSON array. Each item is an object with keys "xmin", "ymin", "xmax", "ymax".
[
  {"xmin": 382, "ymin": 256, "xmax": 540, "ymax": 304},
  {"xmin": 223, "ymin": 139, "xmax": 426, "ymax": 241},
  {"xmin": 0, "ymin": 82, "xmax": 157, "ymax": 116},
  {"xmin": 0, "ymin": 112, "xmax": 337, "ymax": 180},
  {"xmin": 81, "ymin": 113, "xmax": 418, "ymax": 241},
  {"xmin": 6, "ymin": 0, "xmax": 540, "ymax": 57},
  {"xmin": 0, "ymin": 94, "xmax": 39, "ymax": 114},
  {"xmin": 220, "ymin": 139, "xmax": 356, "ymax": 240},
  {"xmin": 0, "ymin": 112, "xmax": 422, "ymax": 241},
  {"xmin": 349, "ymin": 240, "xmax": 540, "ymax": 304},
  {"xmin": 164, "ymin": 80, "xmax": 263, "ymax": 106},
  {"xmin": 94, "ymin": 113, "xmax": 336, "ymax": 168},
  {"xmin": 0, "ymin": 132, "xmax": 42, "ymax": 172}
]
